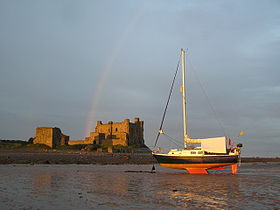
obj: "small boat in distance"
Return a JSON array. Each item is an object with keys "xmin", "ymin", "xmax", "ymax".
[{"xmin": 152, "ymin": 49, "xmax": 243, "ymax": 174}]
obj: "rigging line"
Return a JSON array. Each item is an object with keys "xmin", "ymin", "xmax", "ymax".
[
  {"xmin": 188, "ymin": 59, "xmax": 227, "ymax": 136},
  {"xmin": 154, "ymin": 55, "xmax": 181, "ymax": 147},
  {"xmin": 163, "ymin": 133, "xmax": 184, "ymax": 147}
]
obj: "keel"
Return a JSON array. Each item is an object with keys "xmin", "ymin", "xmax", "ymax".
[{"xmin": 187, "ymin": 169, "xmax": 208, "ymax": 174}]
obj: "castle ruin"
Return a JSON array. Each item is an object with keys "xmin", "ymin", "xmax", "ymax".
[
  {"xmin": 33, "ymin": 127, "xmax": 69, "ymax": 148},
  {"xmin": 33, "ymin": 118, "xmax": 145, "ymax": 148},
  {"xmin": 69, "ymin": 118, "xmax": 144, "ymax": 147}
]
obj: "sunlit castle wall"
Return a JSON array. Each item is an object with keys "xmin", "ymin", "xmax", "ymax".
[
  {"xmin": 69, "ymin": 118, "xmax": 144, "ymax": 147},
  {"xmin": 33, "ymin": 127, "xmax": 69, "ymax": 148}
]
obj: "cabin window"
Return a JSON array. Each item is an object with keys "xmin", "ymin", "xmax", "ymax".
[
  {"xmin": 191, "ymin": 151, "xmax": 196, "ymax": 154},
  {"xmin": 116, "ymin": 128, "xmax": 118, "ymax": 132},
  {"xmin": 198, "ymin": 151, "xmax": 203, "ymax": 154}
]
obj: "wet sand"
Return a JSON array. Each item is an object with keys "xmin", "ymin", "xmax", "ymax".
[
  {"xmin": 0, "ymin": 149, "xmax": 279, "ymax": 164},
  {"xmin": 1, "ymin": 163, "xmax": 280, "ymax": 209}
]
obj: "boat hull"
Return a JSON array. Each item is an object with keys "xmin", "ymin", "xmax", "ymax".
[{"xmin": 153, "ymin": 153, "xmax": 239, "ymax": 174}]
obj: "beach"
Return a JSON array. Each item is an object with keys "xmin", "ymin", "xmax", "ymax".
[
  {"xmin": 1, "ymin": 163, "xmax": 280, "ymax": 209},
  {"xmin": 1, "ymin": 149, "xmax": 280, "ymax": 209}
]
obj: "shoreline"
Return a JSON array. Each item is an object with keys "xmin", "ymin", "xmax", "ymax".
[
  {"xmin": 0, "ymin": 149, "xmax": 156, "ymax": 165},
  {"xmin": 0, "ymin": 149, "xmax": 279, "ymax": 164}
]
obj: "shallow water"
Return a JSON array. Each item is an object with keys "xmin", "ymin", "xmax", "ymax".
[{"xmin": 0, "ymin": 163, "xmax": 279, "ymax": 209}]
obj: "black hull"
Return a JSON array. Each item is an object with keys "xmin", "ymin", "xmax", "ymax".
[
  {"xmin": 153, "ymin": 154, "xmax": 238, "ymax": 174},
  {"xmin": 152, "ymin": 154, "xmax": 239, "ymax": 173},
  {"xmin": 153, "ymin": 154, "xmax": 238, "ymax": 164}
]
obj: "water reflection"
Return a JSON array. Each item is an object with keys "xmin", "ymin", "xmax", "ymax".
[
  {"xmin": 0, "ymin": 164, "xmax": 279, "ymax": 209},
  {"xmin": 159, "ymin": 174, "xmax": 241, "ymax": 208},
  {"xmin": 32, "ymin": 173, "xmax": 52, "ymax": 190}
]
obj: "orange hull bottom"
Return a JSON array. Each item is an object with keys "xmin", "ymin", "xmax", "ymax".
[{"xmin": 160, "ymin": 163, "xmax": 238, "ymax": 174}]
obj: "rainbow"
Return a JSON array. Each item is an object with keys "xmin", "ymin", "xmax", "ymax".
[{"xmin": 83, "ymin": 6, "xmax": 144, "ymax": 137}]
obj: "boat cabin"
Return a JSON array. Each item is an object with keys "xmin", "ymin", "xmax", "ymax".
[{"xmin": 168, "ymin": 148, "xmax": 205, "ymax": 156}]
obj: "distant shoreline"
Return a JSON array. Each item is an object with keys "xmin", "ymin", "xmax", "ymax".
[
  {"xmin": 0, "ymin": 149, "xmax": 279, "ymax": 164},
  {"xmin": 0, "ymin": 149, "xmax": 156, "ymax": 165}
]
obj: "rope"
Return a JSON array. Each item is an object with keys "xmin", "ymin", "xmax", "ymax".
[{"xmin": 154, "ymin": 55, "xmax": 181, "ymax": 147}]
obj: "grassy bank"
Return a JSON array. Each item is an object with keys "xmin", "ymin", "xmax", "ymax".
[{"xmin": 0, "ymin": 140, "xmax": 149, "ymax": 153}]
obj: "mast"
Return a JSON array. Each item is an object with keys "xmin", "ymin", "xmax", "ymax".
[{"xmin": 181, "ymin": 49, "xmax": 188, "ymax": 148}]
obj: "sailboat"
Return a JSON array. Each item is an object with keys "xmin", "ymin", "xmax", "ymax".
[{"xmin": 152, "ymin": 49, "xmax": 243, "ymax": 174}]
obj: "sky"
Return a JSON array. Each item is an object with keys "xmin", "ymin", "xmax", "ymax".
[{"xmin": 0, "ymin": 0, "xmax": 279, "ymax": 157}]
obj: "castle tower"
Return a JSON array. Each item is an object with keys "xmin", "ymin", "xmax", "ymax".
[{"xmin": 33, "ymin": 127, "xmax": 69, "ymax": 148}]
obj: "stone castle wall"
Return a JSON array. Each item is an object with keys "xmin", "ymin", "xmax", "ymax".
[
  {"xmin": 34, "ymin": 127, "xmax": 69, "ymax": 148},
  {"xmin": 68, "ymin": 117, "xmax": 144, "ymax": 147}
]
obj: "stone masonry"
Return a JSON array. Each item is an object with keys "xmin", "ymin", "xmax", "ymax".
[
  {"xmin": 34, "ymin": 127, "xmax": 69, "ymax": 148},
  {"xmin": 68, "ymin": 118, "xmax": 144, "ymax": 147}
]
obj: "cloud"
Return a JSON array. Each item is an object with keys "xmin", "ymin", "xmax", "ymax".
[{"xmin": 0, "ymin": 0, "xmax": 279, "ymax": 156}]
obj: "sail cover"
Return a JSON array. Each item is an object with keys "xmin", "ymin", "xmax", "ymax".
[{"xmin": 200, "ymin": 136, "xmax": 227, "ymax": 153}]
